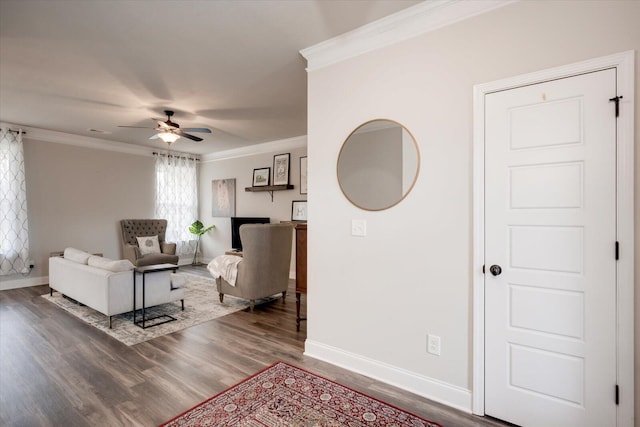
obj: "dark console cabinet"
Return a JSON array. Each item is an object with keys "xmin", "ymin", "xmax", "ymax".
[{"xmin": 295, "ymin": 223, "xmax": 307, "ymax": 331}]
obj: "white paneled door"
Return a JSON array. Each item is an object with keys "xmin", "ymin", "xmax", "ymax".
[{"xmin": 484, "ymin": 69, "xmax": 617, "ymax": 427}]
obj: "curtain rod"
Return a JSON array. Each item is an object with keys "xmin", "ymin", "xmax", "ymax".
[
  {"xmin": 152, "ymin": 151, "xmax": 200, "ymax": 161},
  {"xmin": 1, "ymin": 128, "xmax": 26, "ymax": 135}
]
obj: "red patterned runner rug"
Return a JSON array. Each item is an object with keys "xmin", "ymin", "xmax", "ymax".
[{"xmin": 161, "ymin": 361, "xmax": 442, "ymax": 427}]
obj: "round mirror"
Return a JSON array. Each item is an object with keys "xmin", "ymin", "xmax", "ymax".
[{"xmin": 337, "ymin": 119, "xmax": 420, "ymax": 211}]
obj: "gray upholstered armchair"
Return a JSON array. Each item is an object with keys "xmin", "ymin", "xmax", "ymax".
[
  {"xmin": 216, "ymin": 223, "xmax": 293, "ymax": 310},
  {"xmin": 120, "ymin": 219, "xmax": 179, "ymax": 267}
]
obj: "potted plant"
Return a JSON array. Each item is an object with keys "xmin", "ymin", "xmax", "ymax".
[{"xmin": 189, "ymin": 220, "xmax": 215, "ymax": 265}]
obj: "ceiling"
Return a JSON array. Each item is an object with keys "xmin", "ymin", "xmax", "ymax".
[{"xmin": 0, "ymin": 0, "xmax": 421, "ymax": 155}]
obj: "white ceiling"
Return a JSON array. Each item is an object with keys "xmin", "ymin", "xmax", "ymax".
[{"xmin": 0, "ymin": 0, "xmax": 421, "ymax": 155}]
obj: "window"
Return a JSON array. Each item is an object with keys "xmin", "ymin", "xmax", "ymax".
[{"xmin": 154, "ymin": 154, "xmax": 198, "ymax": 256}]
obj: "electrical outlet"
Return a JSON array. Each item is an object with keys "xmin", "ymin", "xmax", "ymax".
[{"xmin": 427, "ymin": 334, "xmax": 441, "ymax": 356}]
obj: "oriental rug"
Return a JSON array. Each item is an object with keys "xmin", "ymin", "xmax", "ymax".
[
  {"xmin": 161, "ymin": 361, "xmax": 443, "ymax": 427},
  {"xmin": 41, "ymin": 273, "xmax": 275, "ymax": 346}
]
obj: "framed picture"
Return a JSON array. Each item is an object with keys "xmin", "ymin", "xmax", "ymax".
[
  {"xmin": 212, "ymin": 178, "xmax": 236, "ymax": 217},
  {"xmin": 300, "ymin": 156, "xmax": 308, "ymax": 194},
  {"xmin": 291, "ymin": 200, "xmax": 307, "ymax": 222},
  {"xmin": 273, "ymin": 153, "xmax": 290, "ymax": 185},
  {"xmin": 253, "ymin": 167, "xmax": 270, "ymax": 187}
]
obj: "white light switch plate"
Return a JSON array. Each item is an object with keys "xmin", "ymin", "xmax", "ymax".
[{"xmin": 351, "ymin": 219, "xmax": 366, "ymax": 236}]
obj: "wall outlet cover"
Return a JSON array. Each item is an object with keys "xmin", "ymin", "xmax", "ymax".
[{"xmin": 427, "ymin": 334, "xmax": 441, "ymax": 356}]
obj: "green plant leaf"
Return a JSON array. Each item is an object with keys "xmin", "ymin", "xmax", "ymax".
[{"xmin": 189, "ymin": 220, "xmax": 215, "ymax": 236}]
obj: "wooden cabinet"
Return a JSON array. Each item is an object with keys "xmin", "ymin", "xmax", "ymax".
[{"xmin": 295, "ymin": 223, "xmax": 307, "ymax": 331}]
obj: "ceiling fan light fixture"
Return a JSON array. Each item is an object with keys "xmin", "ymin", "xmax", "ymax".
[{"xmin": 158, "ymin": 131, "xmax": 180, "ymax": 144}]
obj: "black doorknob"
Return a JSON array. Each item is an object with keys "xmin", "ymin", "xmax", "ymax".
[{"xmin": 489, "ymin": 265, "xmax": 502, "ymax": 276}]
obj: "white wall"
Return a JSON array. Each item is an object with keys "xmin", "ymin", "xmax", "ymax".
[
  {"xmin": 198, "ymin": 143, "xmax": 307, "ymax": 271},
  {"xmin": 0, "ymin": 138, "xmax": 155, "ymax": 288},
  {"xmin": 306, "ymin": 0, "xmax": 639, "ymax": 413}
]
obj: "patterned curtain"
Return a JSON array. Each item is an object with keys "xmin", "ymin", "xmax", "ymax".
[
  {"xmin": 154, "ymin": 153, "xmax": 198, "ymax": 256},
  {"xmin": 0, "ymin": 129, "xmax": 30, "ymax": 275}
]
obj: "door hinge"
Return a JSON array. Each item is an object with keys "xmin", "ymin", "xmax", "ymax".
[
  {"xmin": 609, "ymin": 95, "xmax": 623, "ymax": 117},
  {"xmin": 615, "ymin": 241, "xmax": 619, "ymax": 260},
  {"xmin": 615, "ymin": 384, "xmax": 619, "ymax": 405}
]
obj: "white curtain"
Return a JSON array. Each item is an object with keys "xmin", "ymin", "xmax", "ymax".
[
  {"xmin": 154, "ymin": 153, "xmax": 198, "ymax": 256},
  {"xmin": 0, "ymin": 129, "xmax": 30, "ymax": 275}
]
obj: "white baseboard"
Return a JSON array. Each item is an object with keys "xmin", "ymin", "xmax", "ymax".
[
  {"xmin": 304, "ymin": 339, "xmax": 472, "ymax": 413},
  {"xmin": 0, "ymin": 275, "xmax": 49, "ymax": 291}
]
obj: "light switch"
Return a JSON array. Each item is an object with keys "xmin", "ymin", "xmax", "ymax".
[{"xmin": 351, "ymin": 219, "xmax": 366, "ymax": 236}]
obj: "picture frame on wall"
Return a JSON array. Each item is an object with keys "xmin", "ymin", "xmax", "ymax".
[
  {"xmin": 291, "ymin": 200, "xmax": 307, "ymax": 222},
  {"xmin": 273, "ymin": 153, "xmax": 290, "ymax": 185},
  {"xmin": 211, "ymin": 178, "xmax": 236, "ymax": 217},
  {"xmin": 300, "ymin": 156, "xmax": 307, "ymax": 194},
  {"xmin": 253, "ymin": 167, "xmax": 270, "ymax": 187}
]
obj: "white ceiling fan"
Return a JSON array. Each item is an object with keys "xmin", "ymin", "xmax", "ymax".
[{"xmin": 119, "ymin": 110, "xmax": 212, "ymax": 145}]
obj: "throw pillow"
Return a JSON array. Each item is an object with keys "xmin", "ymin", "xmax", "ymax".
[
  {"xmin": 87, "ymin": 256, "xmax": 134, "ymax": 272},
  {"xmin": 136, "ymin": 235, "xmax": 161, "ymax": 255},
  {"xmin": 64, "ymin": 247, "xmax": 92, "ymax": 264}
]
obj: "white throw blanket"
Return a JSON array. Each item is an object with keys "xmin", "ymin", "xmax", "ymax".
[{"xmin": 207, "ymin": 255, "xmax": 243, "ymax": 286}]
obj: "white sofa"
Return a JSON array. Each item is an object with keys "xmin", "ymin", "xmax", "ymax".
[{"xmin": 49, "ymin": 248, "xmax": 185, "ymax": 328}]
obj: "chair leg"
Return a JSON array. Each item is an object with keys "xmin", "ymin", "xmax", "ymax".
[
  {"xmin": 50, "ymin": 287, "xmax": 53, "ymax": 296},
  {"xmin": 219, "ymin": 293, "xmax": 224, "ymax": 303},
  {"xmin": 181, "ymin": 299, "xmax": 184, "ymax": 310},
  {"xmin": 250, "ymin": 300, "xmax": 255, "ymax": 311},
  {"xmin": 282, "ymin": 291, "xmax": 286, "ymax": 302},
  {"xmin": 109, "ymin": 316, "xmax": 113, "ymax": 329}
]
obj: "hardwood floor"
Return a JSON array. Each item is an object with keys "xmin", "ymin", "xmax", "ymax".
[{"xmin": 0, "ymin": 266, "xmax": 511, "ymax": 427}]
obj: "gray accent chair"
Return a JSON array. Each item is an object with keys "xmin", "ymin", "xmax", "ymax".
[
  {"xmin": 120, "ymin": 219, "xmax": 179, "ymax": 267},
  {"xmin": 217, "ymin": 223, "xmax": 293, "ymax": 310}
]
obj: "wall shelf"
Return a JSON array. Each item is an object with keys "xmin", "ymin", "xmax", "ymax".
[{"xmin": 245, "ymin": 184, "xmax": 294, "ymax": 202}]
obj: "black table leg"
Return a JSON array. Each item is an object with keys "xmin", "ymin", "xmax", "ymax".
[{"xmin": 133, "ymin": 270, "xmax": 136, "ymax": 324}]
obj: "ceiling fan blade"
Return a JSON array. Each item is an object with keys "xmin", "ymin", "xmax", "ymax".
[
  {"xmin": 149, "ymin": 134, "xmax": 160, "ymax": 140},
  {"xmin": 118, "ymin": 125, "xmax": 155, "ymax": 129},
  {"xmin": 176, "ymin": 130, "xmax": 203, "ymax": 142},
  {"xmin": 181, "ymin": 127, "xmax": 212, "ymax": 133}
]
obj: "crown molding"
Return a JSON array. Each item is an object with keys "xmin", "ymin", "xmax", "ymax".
[
  {"xmin": 300, "ymin": 0, "xmax": 517, "ymax": 71},
  {"xmin": 201, "ymin": 135, "xmax": 307, "ymax": 162},
  {"xmin": 2, "ymin": 122, "xmax": 305, "ymax": 161},
  {"xmin": 1, "ymin": 123, "xmax": 155, "ymax": 157}
]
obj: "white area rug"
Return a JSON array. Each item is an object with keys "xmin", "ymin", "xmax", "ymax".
[{"xmin": 41, "ymin": 273, "xmax": 259, "ymax": 346}]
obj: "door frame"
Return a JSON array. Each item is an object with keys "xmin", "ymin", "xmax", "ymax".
[{"xmin": 472, "ymin": 51, "xmax": 635, "ymax": 424}]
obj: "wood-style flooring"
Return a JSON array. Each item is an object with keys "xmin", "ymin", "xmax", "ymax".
[{"xmin": 0, "ymin": 266, "xmax": 511, "ymax": 427}]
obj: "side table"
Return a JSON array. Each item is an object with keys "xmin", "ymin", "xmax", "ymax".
[{"xmin": 133, "ymin": 263, "xmax": 179, "ymax": 329}]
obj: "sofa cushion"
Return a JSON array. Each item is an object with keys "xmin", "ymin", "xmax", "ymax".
[
  {"xmin": 88, "ymin": 255, "xmax": 134, "ymax": 272},
  {"xmin": 64, "ymin": 247, "xmax": 92, "ymax": 264},
  {"xmin": 137, "ymin": 235, "xmax": 161, "ymax": 255}
]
